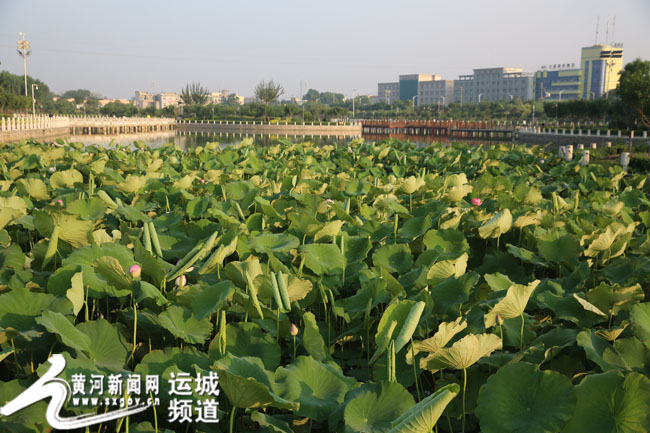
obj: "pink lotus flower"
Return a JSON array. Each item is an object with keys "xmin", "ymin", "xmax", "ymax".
[
  {"xmin": 200, "ymin": 179, "xmax": 206, "ymax": 184},
  {"xmin": 56, "ymin": 199, "xmax": 63, "ymax": 205},
  {"xmin": 540, "ymin": 159, "xmax": 545, "ymax": 163},
  {"xmin": 129, "ymin": 264, "xmax": 141, "ymax": 279},
  {"xmin": 289, "ymin": 323, "xmax": 299, "ymax": 336},
  {"xmin": 49, "ymin": 167, "xmax": 56, "ymax": 173},
  {"xmin": 325, "ymin": 199, "xmax": 334, "ymax": 209},
  {"xmin": 472, "ymin": 198, "xmax": 483, "ymax": 206}
]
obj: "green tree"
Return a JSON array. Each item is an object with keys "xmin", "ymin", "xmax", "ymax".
[
  {"xmin": 100, "ymin": 101, "xmax": 138, "ymax": 117},
  {"xmin": 254, "ymin": 80, "xmax": 284, "ymax": 105},
  {"xmin": 61, "ymin": 89, "xmax": 101, "ymax": 104},
  {"xmin": 303, "ymin": 88, "xmax": 320, "ymax": 101},
  {"xmin": 617, "ymin": 58, "xmax": 650, "ymax": 127},
  {"xmin": 180, "ymin": 82, "xmax": 209, "ymax": 105}
]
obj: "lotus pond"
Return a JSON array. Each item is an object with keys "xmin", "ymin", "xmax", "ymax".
[{"xmin": 0, "ymin": 138, "xmax": 649, "ymax": 433}]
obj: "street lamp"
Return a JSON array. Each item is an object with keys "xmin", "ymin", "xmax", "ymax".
[
  {"xmin": 439, "ymin": 96, "xmax": 445, "ymax": 105},
  {"xmin": 31, "ymin": 84, "xmax": 38, "ymax": 116},
  {"xmin": 352, "ymin": 89, "xmax": 356, "ymax": 118},
  {"xmin": 17, "ymin": 32, "xmax": 31, "ymax": 97},
  {"xmin": 412, "ymin": 95, "xmax": 417, "ymax": 107},
  {"xmin": 478, "ymin": 93, "xmax": 484, "ymax": 103},
  {"xmin": 507, "ymin": 93, "xmax": 514, "ymax": 101}
]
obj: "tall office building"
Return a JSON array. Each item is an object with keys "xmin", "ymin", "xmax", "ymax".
[
  {"xmin": 580, "ymin": 44, "xmax": 624, "ymax": 99},
  {"xmin": 453, "ymin": 68, "xmax": 535, "ymax": 103},
  {"xmin": 378, "ymin": 74, "xmax": 453, "ymax": 106},
  {"xmin": 535, "ymin": 43, "xmax": 624, "ymax": 101}
]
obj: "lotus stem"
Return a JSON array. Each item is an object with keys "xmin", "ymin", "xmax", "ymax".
[
  {"xmin": 229, "ymin": 406, "xmax": 236, "ymax": 433},
  {"xmin": 292, "ymin": 335, "xmax": 296, "ymax": 362},
  {"xmin": 462, "ymin": 367, "xmax": 467, "ymax": 433},
  {"xmin": 520, "ymin": 313, "xmax": 525, "ymax": 351},
  {"xmin": 410, "ymin": 337, "xmax": 421, "ymax": 401}
]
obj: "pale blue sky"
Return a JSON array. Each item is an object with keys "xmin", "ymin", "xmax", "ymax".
[{"xmin": 0, "ymin": 0, "xmax": 648, "ymax": 99}]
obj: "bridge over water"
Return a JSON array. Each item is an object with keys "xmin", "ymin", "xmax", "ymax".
[{"xmin": 361, "ymin": 119, "xmax": 517, "ymax": 141}]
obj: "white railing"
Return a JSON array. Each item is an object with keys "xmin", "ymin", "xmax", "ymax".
[
  {"xmin": 0, "ymin": 115, "xmax": 70, "ymax": 132},
  {"xmin": 0, "ymin": 115, "xmax": 176, "ymax": 133}
]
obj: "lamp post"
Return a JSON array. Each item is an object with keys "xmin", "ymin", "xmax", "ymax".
[
  {"xmin": 507, "ymin": 93, "xmax": 514, "ymax": 101},
  {"xmin": 558, "ymin": 89, "xmax": 565, "ymax": 101},
  {"xmin": 478, "ymin": 93, "xmax": 484, "ymax": 103},
  {"xmin": 412, "ymin": 95, "xmax": 417, "ymax": 108},
  {"xmin": 17, "ymin": 32, "xmax": 31, "ymax": 97},
  {"xmin": 352, "ymin": 89, "xmax": 356, "ymax": 119},
  {"xmin": 31, "ymin": 84, "xmax": 38, "ymax": 116}
]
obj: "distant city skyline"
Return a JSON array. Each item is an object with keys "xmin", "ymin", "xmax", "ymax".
[{"xmin": 0, "ymin": 0, "xmax": 648, "ymax": 100}]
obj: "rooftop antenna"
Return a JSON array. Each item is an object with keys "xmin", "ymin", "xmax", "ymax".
[
  {"xmin": 605, "ymin": 16, "xmax": 609, "ymax": 45},
  {"xmin": 612, "ymin": 16, "xmax": 616, "ymax": 44},
  {"xmin": 594, "ymin": 16, "xmax": 599, "ymax": 45}
]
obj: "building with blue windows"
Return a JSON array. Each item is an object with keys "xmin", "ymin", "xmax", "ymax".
[{"xmin": 534, "ymin": 43, "xmax": 623, "ymax": 101}]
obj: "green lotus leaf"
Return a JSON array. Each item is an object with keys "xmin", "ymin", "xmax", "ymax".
[
  {"xmin": 478, "ymin": 209, "xmax": 512, "ymax": 239},
  {"xmin": 476, "ymin": 362, "xmax": 576, "ymax": 433},
  {"xmin": 430, "ymin": 272, "xmax": 480, "ymax": 318},
  {"xmin": 0, "ymin": 289, "xmax": 56, "ymax": 335},
  {"xmin": 209, "ymin": 322, "xmax": 280, "ymax": 370},
  {"xmin": 422, "ymin": 229, "xmax": 469, "ymax": 255},
  {"xmin": 275, "ymin": 355, "xmax": 357, "ymax": 421},
  {"xmin": 52, "ymin": 213, "xmax": 92, "ymax": 248},
  {"xmin": 483, "ymin": 272, "xmax": 515, "ymax": 292},
  {"xmin": 398, "ymin": 216, "xmax": 432, "ymax": 239},
  {"xmin": 158, "ymin": 305, "xmax": 213, "ymax": 344},
  {"xmin": 427, "ymin": 252, "xmax": 468, "ymax": 285},
  {"xmin": 303, "ymin": 311, "xmax": 328, "ymax": 362},
  {"xmin": 485, "ymin": 280, "xmax": 540, "ymax": 327},
  {"xmin": 343, "ymin": 236, "xmax": 372, "ymax": 263},
  {"xmin": 372, "ymin": 243, "xmax": 413, "ymax": 275},
  {"xmin": 387, "ymin": 383, "xmax": 459, "ymax": 433},
  {"xmin": 536, "ymin": 228, "xmax": 580, "ymax": 267},
  {"xmin": 399, "ymin": 176, "xmax": 425, "ymax": 195},
  {"xmin": 421, "ymin": 333, "xmax": 502, "ymax": 372},
  {"xmin": 300, "ymin": 243, "xmax": 345, "ymax": 275},
  {"xmin": 36, "ymin": 310, "xmax": 91, "ymax": 353},
  {"xmin": 372, "ymin": 300, "xmax": 419, "ymax": 363},
  {"xmin": 66, "ymin": 271, "xmax": 84, "ymax": 316},
  {"xmin": 215, "ymin": 354, "xmax": 294, "ymax": 410},
  {"xmin": 586, "ymin": 282, "xmax": 644, "ymax": 316},
  {"xmin": 630, "ymin": 303, "xmax": 650, "ymax": 342},
  {"xmin": 50, "ymin": 168, "xmax": 83, "ymax": 189},
  {"xmin": 314, "ymin": 220, "xmax": 345, "ymax": 243},
  {"xmin": 563, "ymin": 371, "xmax": 650, "ymax": 433},
  {"xmin": 75, "ymin": 318, "xmax": 129, "ymax": 371},
  {"xmin": 249, "ymin": 232, "xmax": 300, "ymax": 254},
  {"xmin": 186, "ymin": 196, "xmax": 210, "ymax": 219},
  {"xmin": 66, "ymin": 197, "xmax": 107, "ymax": 220},
  {"xmin": 191, "ymin": 280, "xmax": 235, "ymax": 320},
  {"xmin": 93, "ymin": 256, "xmax": 132, "ymax": 291},
  {"xmin": 16, "ymin": 178, "xmax": 49, "ymax": 201},
  {"xmin": 344, "ymin": 382, "xmax": 415, "ymax": 433},
  {"xmin": 506, "ymin": 244, "xmax": 548, "ymax": 266},
  {"xmin": 406, "ymin": 317, "xmax": 467, "ymax": 365},
  {"xmin": 224, "ymin": 259, "xmax": 263, "ymax": 289},
  {"xmin": 251, "ymin": 411, "xmax": 294, "ymax": 433}
]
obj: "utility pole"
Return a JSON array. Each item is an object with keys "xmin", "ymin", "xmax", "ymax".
[{"xmin": 17, "ymin": 32, "xmax": 31, "ymax": 96}]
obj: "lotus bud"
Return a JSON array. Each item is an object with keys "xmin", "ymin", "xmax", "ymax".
[
  {"xmin": 325, "ymin": 199, "xmax": 334, "ymax": 209},
  {"xmin": 49, "ymin": 167, "xmax": 56, "ymax": 173},
  {"xmin": 129, "ymin": 264, "xmax": 141, "ymax": 279},
  {"xmin": 496, "ymin": 314, "xmax": 504, "ymax": 326},
  {"xmin": 540, "ymin": 159, "xmax": 545, "ymax": 163},
  {"xmin": 175, "ymin": 275, "xmax": 187, "ymax": 287},
  {"xmin": 200, "ymin": 178, "xmax": 206, "ymax": 184},
  {"xmin": 57, "ymin": 199, "xmax": 64, "ymax": 206},
  {"xmin": 472, "ymin": 198, "xmax": 483, "ymax": 206},
  {"xmin": 289, "ymin": 323, "xmax": 299, "ymax": 336}
]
